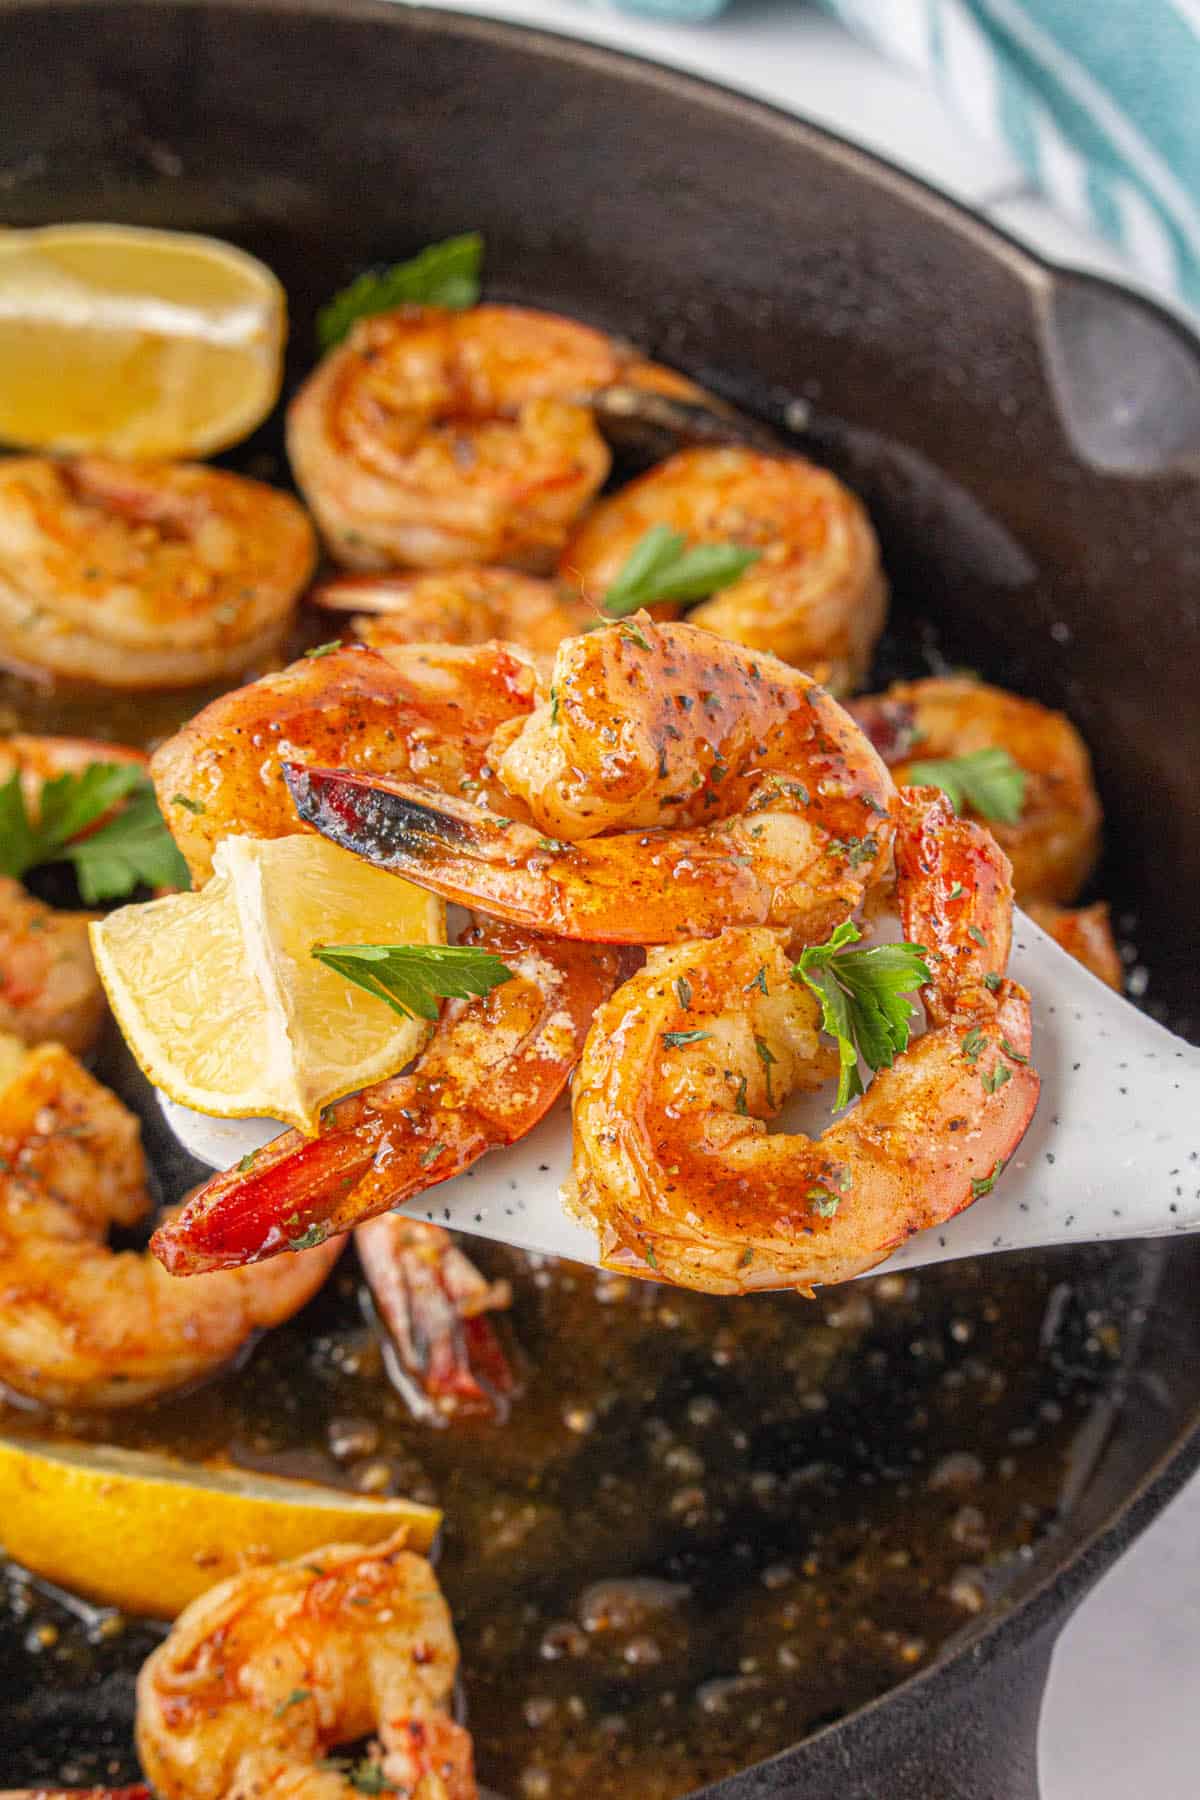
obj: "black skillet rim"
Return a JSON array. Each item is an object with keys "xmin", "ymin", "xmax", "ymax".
[{"xmin": 3, "ymin": 0, "xmax": 1200, "ymax": 1779}]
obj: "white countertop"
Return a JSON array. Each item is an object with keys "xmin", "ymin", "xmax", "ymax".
[{"xmin": 391, "ymin": 3, "xmax": 1200, "ymax": 1793}]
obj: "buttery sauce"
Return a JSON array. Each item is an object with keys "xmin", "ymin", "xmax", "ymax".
[{"xmin": 0, "ymin": 546, "xmax": 1160, "ymax": 1798}]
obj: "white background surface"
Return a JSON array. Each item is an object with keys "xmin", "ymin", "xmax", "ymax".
[{"xmin": 386, "ymin": 2, "xmax": 1199, "ymax": 1793}]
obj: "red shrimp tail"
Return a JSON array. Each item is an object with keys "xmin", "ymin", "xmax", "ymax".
[
  {"xmin": 356, "ymin": 1215, "xmax": 514, "ymax": 1425},
  {"xmin": 151, "ymin": 1098, "xmax": 380, "ymax": 1276}
]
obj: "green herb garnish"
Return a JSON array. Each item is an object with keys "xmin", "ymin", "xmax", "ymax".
[
  {"xmin": 0, "ymin": 761, "xmax": 188, "ymax": 903},
  {"xmin": 287, "ymin": 1224, "xmax": 326, "ymax": 1251},
  {"xmin": 601, "ymin": 525, "xmax": 761, "ymax": 618},
  {"xmin": 312, "ymin": 941, "xmax": 512, "ymax": 1021},
  {"xmin": 793, "ymin": 919, "xmax": 931, "ymax": 1111},
  {"xmin": 904, "ymin": 748, "xmax": 1026, "ymax": 825},
  {"xmin": 754, "ymin": 1034, "xmax": 778, "ymax": 1107},
  {"xmin": 807, "ymin": 1189, "xmax": 841, "ymax": 1218},
  {"xmin": 317, "ymin": 231, "xmax": 484, "ymax": 349},
  {"xmin": 661, "ymin": 1028, "xmax": 712, "ymax": 1049},
  {"xmin": 970, "ymin": 1159, "xmax": 1005, "ymax": 1199},
  {"xmin": 273, "ymin": 1688, "xmax": 311, "ymax": 1719},
  {"xmin": 675, "ymin": 975, "xmax": 693, "ymax": 1011}
]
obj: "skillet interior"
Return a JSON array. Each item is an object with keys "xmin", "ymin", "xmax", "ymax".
[{"xmin": 1, "ymin": 4, "xmax": 1200, "ymax": 1795}]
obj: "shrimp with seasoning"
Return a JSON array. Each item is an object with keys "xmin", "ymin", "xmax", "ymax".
[
  {"xmin": 152, "ymin": 920, "xmax": 621, "ymax": 1275},
  {"xmin": 0, "ymin": 1038, "xmax": 342, "ymax": 1407},
  {"xmin": 851, "ymin": 676, "xmax": 1101, "ymax": 905},
  {"xmin": 560, "ymin": 446, "xmax": 887, "ymax": 691},
  {"xmin": 285, "ymin": 618, "xmax": 895, "ymax": 946},
  {"xmin": 287, "ymin": 302, "xmax": 697, "ymax": 572},
  {"xmin": 136, "ymin": 1534, "xmax": 475, "ymax": 1800},
  {"xmin": 150, "ymin": 640, "xmax": 540, "ymax": 884},
  {"xmin": 0, "ymin": 457, "xmax": 315, "ymax": 689},
  {"xmin": 313, "ymin": 566, "xmax": 595, "ymax": 661},
  {"xmin": 567, "ymin": 788, "xmax": 1039, "ymax": 1295},
  {"xmin": 0, "ymin": 734, "xmax": 150, "ymax": 1053}
]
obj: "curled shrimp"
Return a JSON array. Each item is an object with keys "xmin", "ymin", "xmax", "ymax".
[
  {"xmin": 314, "ymin": 566, "xmax": 596, "ymax": 660},
  {"xmin": 0, "ymin": 734, "xmax": 150, "ymax": 1054},
  {"xmin": 0, "ymin": 875, "xmax": 104, "ymax": 1055},
  {"xmin": 150, "ymin": 640, "xmax": 540, "ymax": 884},
  {"xmin": 287, "ymin": 302, "xmax": 696, "ymax": 572},
  {"xmin": 152, "ymin": 920, "xmax": 621, "ymax": 1275},
  {"xmin": 285, "ymin": 618, "xmax": 895, "ymax": 946},
  {"xmin": 0, "ymin": 457, "xmax": 315, "ymax": 689},
  {"xmin": 851, "ymin": 676, "xmax": 1101, "ymax": 904},
  {"xmin": 1027, "ymin": 900, "xmax": 1123, "ymax": 990},
  {"xmin": 136, "ymin": 1533, "xmax": 475, "ymax": 1800},
  {"xmin": 559, "ymin": 446, "xmax": 887, "ymax": 691},
  {"xmin": 0, "ymin": 1039, "xmax": 342, "ymax": 1407},
  {"xmin": 567, "ymin": 788, "xmax": 1040, "ymax": 1295}
]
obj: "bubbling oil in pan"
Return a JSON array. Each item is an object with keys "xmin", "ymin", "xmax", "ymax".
[{"xmin": 0, "ymin": 424, "xmax": 1167, "ymax": 1800}]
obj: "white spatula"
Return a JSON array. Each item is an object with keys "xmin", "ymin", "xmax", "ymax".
[{"xmin": 161, "ymin": 910, "xmax": 1200, "ymax": 1281}]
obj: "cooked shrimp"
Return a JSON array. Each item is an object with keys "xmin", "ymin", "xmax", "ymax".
[
  {"xmin": 851, "ymin": 676, "xmax": 1101, "ymax": 904},
  {"xmin": 136, "ymin": 1533, "xmax": 475, "ymax": 1800},
  {"xmin": 0, "ymin": 1039, "xmax": 342, "ymax": 1407},
  {"xmin": 1027, "ymin": 900, "xmax": 1123, "ymax": 990},
  {"xmin": 314, "ymin": 566, "xmax": 596, "ymax": 659},
  {"xmin": 0, "ymin": 734, "xmax": 150, "ymax": 1053},
  {"xmin": 0, "ymin": 876, "xmax": 104, "ymax": 1054},
  {"xmin": 559, "ymin": 447, "xmax": 887, "ymax": 691},
  {"xmin": 286, "ymin": 302, "xmax": 696, "ymax": 572},
  {"xmin": 152, "ymin": 921, "xmax": 620, "ymax": 1275},
  {"xmin": 150, "ymin": 640, "xmax": 540, "ymax": 884},
  {"xmin": 0, "ymin": 456, "xmax": 315, "ymax": 689},
  {"xmin": 285, "ymin": 618, "xmax": 895, "ymax": 946},
  {"xmin": 356, "ymin": 1215, "xmax": 514, "ymax": 1424},
  {"xmin": 567, "ymin": 787, "xmax": 1040, "ymax": 1295}
]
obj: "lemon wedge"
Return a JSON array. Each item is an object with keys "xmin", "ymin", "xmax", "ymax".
[
  {"xmin": 90, "ymin": 835, "xmax": 443, "ymax": 1134},
  {"xmin": 0, "ymin": 223, "xmax": 285, "ymax": 457},
  {"xmin": 0, "ymin": 1437, "xmax": 440, "ymax": 1617}
]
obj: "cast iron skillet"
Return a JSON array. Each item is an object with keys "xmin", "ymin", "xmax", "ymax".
[{"xmin": 2, "ymin": 2, "xmax": 1200, "ymax": 1794}]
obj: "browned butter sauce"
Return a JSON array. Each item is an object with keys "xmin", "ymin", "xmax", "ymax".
[
  {"xmin": 2, "ymin": 1232, "xmax": 1155, "ymax": 1797},
  {"xmin": 0, "ymin": 601, "xmax": 1159, "ymax": 1798}
]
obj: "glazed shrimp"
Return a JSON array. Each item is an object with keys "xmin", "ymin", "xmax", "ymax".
[
  {"xmin": 150, "ymin": 640, "xmax": 540, "ymax": 884},
  {"xmin": 0, "ymin": 1039, "xmax": 342, "ymax": 1407},
  {"xmin": 152, "ymin": 921, "xmax": 621, "ymax": 1275},
  {"xmin": 286, "ymin": 619, "xmax": 895, "ymax": 946},
  {"xmin": 1027, "ymin": 900, "xmax": 1123, "ymax": 991},
  {"xmin": 136, "ymin": 1534, "xmax": 475, "ymax": 1800},
  {"xmin": 0, "ymin": 457, "xmax": 316, "ymax": 689},
  {"xmin": 567, "ymin": 788, "xmax": 1040, "ymax": 1295},
  {"xmin": 313, "ymin": 566, "xmax": 596, "ymax": 659},
  {"xmin": 559, "ymin": 447, "xmax": 887, "ymax": 691},
  {"xmin": 851, "ymin": 676, "xmax": 1102, "ymax": 905},
  {"xmin": 286, "ymin": 302, "xmax": 697, "ymax": 572},
  {"xmin": 0, "ymin": 735, "xmax": 150, "ymax": 1053},
  {"xmin": 0, "ymin": 876, "xmax": 104, "ymax": 1054}
]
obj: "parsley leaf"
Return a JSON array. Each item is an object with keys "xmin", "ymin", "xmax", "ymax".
[
  {"xmin": 661, "ymin": 1028, "xmax": 712, "ymax": 1049},
  {"xmin": 273, "ymin": 1688, "xmax": 311, "ymax": 1718},
  {"xmin": 0, "ymin": 762, "xmax": 188, "ymax": 903},
  {"xmin": 601, "ymin": 525, "xmax": 761, "ymax": 617},
  {"xmin": 312, "ymin": 941, "xmax": 512, "ymax": 1021},
  {"xmin": 904, "ymin": 748, "xmax": 1027, "ymax": 825},
  {"xmin": 793, "ymin": 920, "xmax": 931, "ymax": 1111},
  {"xmin": 317, "ymin": 232, "xmax": 484, "ymax": 349}
]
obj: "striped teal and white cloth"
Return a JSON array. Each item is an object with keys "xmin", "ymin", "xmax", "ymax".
[{"xmin": 607, "ymin": 0, "xmax": 1200, "ymax": 312}]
